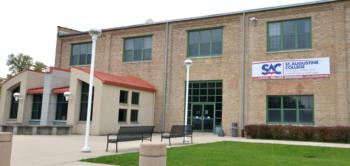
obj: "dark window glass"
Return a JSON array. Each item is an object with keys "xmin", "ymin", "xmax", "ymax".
[
  {"xmin": 55, "ymin": 94, "xmax": 68, "ymax": 120},
  {"xmin": 123, "ymin": 36, "xmax": 152, "ymax": 62},
  {"xmin": 70, "ymin": 43, "xmax": 92, "ymax": 66},
  {"xmin": 268, "ymin": 109, "xmax": 281, "ymax": 122},
  {"xmin": 188, "ymin": 28, "xmax": 223, "ymax": 57},
  {"xmin": 268, "ymin": 18, "xmax": 311, "ymax": 51},
  {"xmin": 283, "ymin": 109, "xmax": 297, "ymax": 122},
  {"xmin": 268, "ymin": 96, "xmax": 281, "ymax": 108},
  {"xmin": 79, "ymin": 82, "xmax": 94, "ymax": 121},
  {"xmin": 9, "ymin": 86, "xmax": 20, "ymax": 119},
  {"xmin": 188, "ymin": 80, "xmax": 223, "ymax": 128},
  {"xmin": 130, "ymin": 109, "xmax": 138, "ymax": 122},
  {"xmin": 119, "ymin": 90, "xmax": 128, "ymax": 104},
  {"xmin": 267, "ymin": 96, "xmax": 313, "ymax": 124},
  {"xmin": 131, "ymin": 92, "xmax": 139, "ymax": 105},
  {"xmin": 118, "ymin": 109, "xmax": 127, "ymax": 122},
  {"xmin": 283, "ymin": 96, "xmax": 297, "ymax": 109},
  {"xmin": 31, "ymin": 94, "xmax": 43, "ymax": 120}
]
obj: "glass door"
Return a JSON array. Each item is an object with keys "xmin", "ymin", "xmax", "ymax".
[{"xmin": 191, "ymin": 103, "xmax": 215, "ymax": 132}]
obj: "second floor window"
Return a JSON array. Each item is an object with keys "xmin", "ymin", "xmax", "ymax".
[
  {"xmin": 70, "ymin": 42, "xmax": 92, "ymax": 66},
  {"xmin": 123, "ymin": 36, "xmax": 152, "ymax": 62},
  {"xmin": 188, "ymin": 28, "xmax": 223, "ymax": 57},
  {"xmin": 268, "ymin": 18, "xmax": 311, "ymax": 52}
]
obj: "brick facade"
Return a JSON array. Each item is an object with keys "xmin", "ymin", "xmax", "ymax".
[{"xmin": 54, "ymin": 0, "xmax": 350, "ymax": 135}]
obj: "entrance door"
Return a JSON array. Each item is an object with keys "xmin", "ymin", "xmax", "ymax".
[{"xmin": 191, "ymin": 103, "xmax": 215, "ymax": 132}]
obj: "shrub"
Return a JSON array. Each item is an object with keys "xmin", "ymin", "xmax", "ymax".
[{"xmin": 244, "ymin": 125, "xmax": 350, "ymax": 143}]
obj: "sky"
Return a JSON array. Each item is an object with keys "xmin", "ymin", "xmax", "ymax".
[{"xmin": 0, "ymin": 0, "xmax": 317, "ymax": 78}]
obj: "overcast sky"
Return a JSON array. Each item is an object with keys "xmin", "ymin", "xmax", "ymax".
[{"xmin": 0, "ymin": 0, "xmax": 317, "ymax": 77}]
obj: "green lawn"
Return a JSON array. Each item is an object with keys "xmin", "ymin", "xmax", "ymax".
[{"xmin": 82, "ymin": 141, "xmax": 350, "ymax": 166}]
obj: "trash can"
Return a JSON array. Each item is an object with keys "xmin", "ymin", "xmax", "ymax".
[
  {"xmin": 215, "ymin": 126, "xmax": 224, "ymax": 137},
  {"xmin": 231, "ymin": 123, "xmax": 238, "ymax": 137}
]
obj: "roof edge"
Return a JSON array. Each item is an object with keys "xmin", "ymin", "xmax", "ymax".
[{"xmin": 58, "ymin": 0, "xmax": 337, "ymax": 37}]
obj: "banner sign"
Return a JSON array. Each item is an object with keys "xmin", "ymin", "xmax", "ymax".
[{"xmin": 252, "ymin": 57, "xmax": 330, "ymax": 80}]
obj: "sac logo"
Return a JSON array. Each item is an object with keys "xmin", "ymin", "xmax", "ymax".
[{"xmin": 261, "ymin": 63, "xmax": 282, "ymax": 75}]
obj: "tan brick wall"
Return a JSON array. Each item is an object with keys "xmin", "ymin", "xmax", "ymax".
[
  {"xmin": 54, "ymin": 0, "xmax": 350, "ymax": 135},
  {"xmin": 245, "ymin": 2, "xmax": 350, "ymax": 127}
]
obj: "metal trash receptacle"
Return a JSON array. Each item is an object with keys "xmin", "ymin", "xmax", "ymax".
[{"xmin": 231, "ymin": 123, "xmax": 238, "ymax": 137}]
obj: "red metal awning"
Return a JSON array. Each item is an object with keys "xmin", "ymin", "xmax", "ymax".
[
  {"xmin": 27, "ymin": 87, "xmax": 44, "ymax": 94},
  {"xmin": 52, "ymin": 87, "xmax": 69, "ymax": 94}
]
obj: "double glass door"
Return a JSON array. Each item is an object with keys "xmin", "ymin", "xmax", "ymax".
[{"xmin": 192, "ymin": 103, "xmax": 215, "ymax": 132}]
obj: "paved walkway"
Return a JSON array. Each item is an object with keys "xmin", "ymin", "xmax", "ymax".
[{"xmin": 11, "ymin": 133, "xmax": 350, "ymax": 166}]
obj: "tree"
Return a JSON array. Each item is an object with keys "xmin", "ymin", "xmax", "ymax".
[
  {"xmin": 33, "ymin": 61, "xmax": 47, "ymax": 72},
  {"xmin": 7, "ymin": 53, "xmax": 33, "ymax": 74},
  {"xmin": 6, "ymin": 53, "xmax": 47, "ymax": 74}
]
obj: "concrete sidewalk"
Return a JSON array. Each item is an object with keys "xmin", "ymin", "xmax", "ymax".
[{"xmin": 11, "ymin": 133, "xmax": 350, "ymax": 166}]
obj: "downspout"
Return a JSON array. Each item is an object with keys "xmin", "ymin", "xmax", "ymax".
[
  {"xmin": 240, "ymin": 12, "xmax": 246, "ymax": 135},
  {"xmin": 161, "ymin": 22, "xmax": 170, "ymax": 132}
]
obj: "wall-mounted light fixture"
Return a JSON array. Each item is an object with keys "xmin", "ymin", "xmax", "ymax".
[
  {"xmin": 13, "ymin": 92, "xmax": 22, "ymax": 102},
  {"xmin": 63, "ymin": 91, "xmax": 71, "ymax": 101},
  {"xmin": 249, "ymin": 17, "xmax": 258, "ymax": 25}
]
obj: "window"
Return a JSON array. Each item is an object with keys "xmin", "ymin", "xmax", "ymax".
[
  {"xmin": 188, "ymin": 28, "xmax": 223, "ymax": 57},
  {"xmin": 79, "ymin": 82, "xmax": 94, "ymax": 121},
  {"xmin": 188, "ymin": 80, "xmax": 222, "ymax": 126},
  {"xmin": 123, "ymin": 36, "xmax": 152, "ymax": 62},
  {"xmin": 55, "ymin": 94, "xmax": 68, "ymax": 120},
  {"xmin": 118, "ymin": 109, "xmax": 127, "ymax": 122},
  {"xmin": 119, "ymin": 90, "xmax": 128, "ymax": 104},
  {"xmin": 268, "ymin": 18, "xmax": 311, "ymax": 51},
  {"xmin": 267, "ymin": 95, "xmax": 314, "ymax": 124},
  {"xmin": 131, "ymin": 92, "xmax": 139, "ymax": 105},
  {"xmin": 31, "ymin": 94, "xmax": 43, "ymax": 120},
  {"xmin": 9, "ymin": 86, "xmax": 20, "ymax": 119},
  {"xmin": 130, "ymin": 109, "xmax": 138, "ymax": 122},
  {"xmin": 70, "ymin": 42, "xmax": 92, "ymax": 65}
]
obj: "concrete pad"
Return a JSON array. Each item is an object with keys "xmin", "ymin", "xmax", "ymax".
[{"xmin": 10, "ymin": 132, "xmax": 350, "ymax": 166}]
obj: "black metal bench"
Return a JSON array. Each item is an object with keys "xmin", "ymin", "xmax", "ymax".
[
  {"xmin": 161, "ymin": 125, "xmax": 193, "ymax": 145},
  {"xmin": 106, "ymin": 126, "xmax": 154, "ymax": 152}
]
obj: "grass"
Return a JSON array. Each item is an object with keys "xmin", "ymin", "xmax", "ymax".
[{"xmin": 82, "ymin": 141, "xmax": 350, "ymax": 166}]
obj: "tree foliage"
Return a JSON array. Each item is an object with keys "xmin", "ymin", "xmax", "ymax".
[{"xmin": 6, "ymin": 53, "xmax": 47, "ymax": 74}]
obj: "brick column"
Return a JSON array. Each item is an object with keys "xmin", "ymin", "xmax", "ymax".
[{"xmin": 0, "ymin": 132, "xmax": 13, "ymax": 166}]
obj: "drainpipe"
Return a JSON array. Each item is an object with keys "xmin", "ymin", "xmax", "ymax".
[
  {"xmin": 240, "ymin": 12, "xmax": 246, "ymax": 136},
  {"xmin": 161, "ymin": 22, "xmax": 170, "ymax": 132}
]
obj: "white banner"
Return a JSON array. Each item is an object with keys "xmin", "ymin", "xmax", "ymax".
[{"xmin": 252, "ymin": 57, "xmax": 330, "ymax": 80}]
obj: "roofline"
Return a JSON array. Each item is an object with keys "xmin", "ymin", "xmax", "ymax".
[
  {"xmin": 2, "ymin": 70, "xmax": 45, "ymax": 85},
  {"xmin": 58, "ymin": 0, "xmax": 336, "ymax": 38}
]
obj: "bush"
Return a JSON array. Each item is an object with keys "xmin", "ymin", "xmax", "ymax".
[{"xmin": 245, "ymin": 125, "xmax": 350, "ymax": 143}]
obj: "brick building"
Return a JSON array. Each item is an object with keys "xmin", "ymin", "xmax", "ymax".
[{"xmin": 1, "ymin": 0, "xmax": 350, "ymax": 135}]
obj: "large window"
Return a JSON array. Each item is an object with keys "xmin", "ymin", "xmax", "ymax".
[
  {"xmin": 55, "ymin": 94, "xmax": 68, "ymax": 121},
  {"xmin": 188, "ymin": 80, "xmax": 222, "ymax": 126},
  {"xmin": 9, "ymin": 86, "xmax": 20, "ymax": 119},
  {"xmin": 130, "ymin": 109, "xmax": 138, "ymax": 122},
  {"xmin": 79, "ymin": 82, "xmax": 94, "ymax": 121},
  {"xmin": 123, "ymin": 36, "xmax": 152, "ymax": 62},
  {"xmin": 31, "ymin": 94, "xmax": 43, "ymax": 120},
  {"xmin": 267, "ymin": 95, "xmax": 314, "ymax": 124},
  {"xmin": 188, "ymin": 28, "xmax": 223, "ymax": 57},
  {"xmin": 268, "ymin": 18, "xmax": 311, "ymax": 51},
  {"xmin": 70, "ymin": 42, "xmax": 92, "ymax": 66},
  {"xmin": 131, "ymin": 92, "xmax": 139, "ymax": 105},
  {"xmin": 119, "ymin": 90, "xmax": 128, "ymax": 104},
  {"xmin": 118, "ymin": 109, "xmax": 127, "ymax": 122}
]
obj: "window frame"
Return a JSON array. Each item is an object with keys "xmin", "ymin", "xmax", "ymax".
[
  {"xmin": 267, "ymin": 17, "xmax": 312, "ymax": 52},
  {"xmin": 70, "ymin": 42, "xmax": 92, "ymax": 66},
  {"xmin": 122, "ymin": 35, "xmax": 153, "ymax": 62},
  {"xmin": 131, "ymin": 92, "xmax": 140, "ymax": 105},
  {"xmin": 9, "ymin": 86, "xmax": 20, "ymax": 119},
  {"xmin": 55, "ymin": 94, "xmax": 68, "ymax": 121},
  {"xmin": 31, "ymin": 94, "xmax": 43, "ymax": 120},
  {"xmin": 187, "ymin": 27, "xmax": 224, "ymax": 58},
  {"xmin": 118, "ymin": 109, "xmax": 127, "ymax": 122},
  {"xmin": 130, "ymin": 109, "xmax": 138, "ymax": 123},
  {"xmin": 266, "ymin": 95, "xmax": 314, "ymax": 125},
  {"xmin": 79, "ymin": 82, "xmax": 94, "ymax": 121},
  {"xmin": 119, "ymin": 90, "xmax": 129, "ymax": 104}
]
